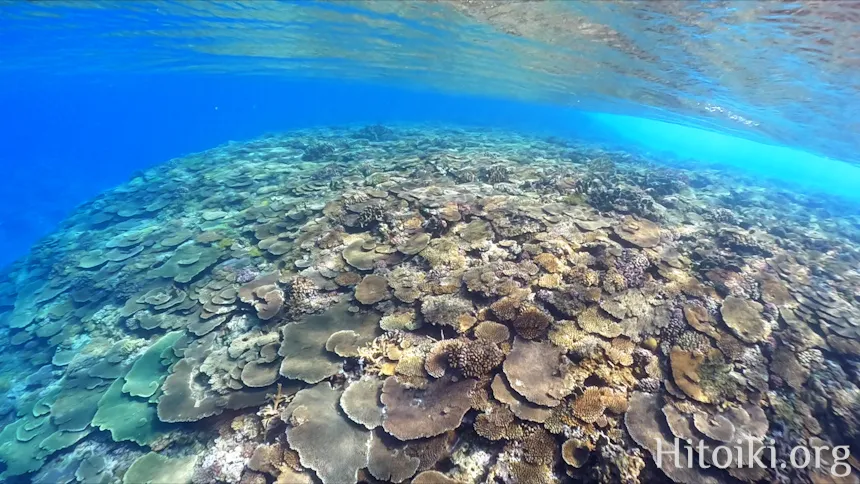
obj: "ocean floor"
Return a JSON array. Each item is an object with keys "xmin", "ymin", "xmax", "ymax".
[{"xmin": 1, "ymin": 125, "xmax": 860, "ymax": 484}]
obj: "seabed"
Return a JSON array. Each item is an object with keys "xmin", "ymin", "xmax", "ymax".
[{"xmin": 1, "ymin": 125, "xmax": 860, "ymax": 484}]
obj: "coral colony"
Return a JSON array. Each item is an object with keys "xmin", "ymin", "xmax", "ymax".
[{"xmin": 1, "ymin": 124, "xmax": 860, "ymax": 483}]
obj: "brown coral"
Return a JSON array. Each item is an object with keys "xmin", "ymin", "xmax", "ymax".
[
  {"xmin": 238, "ymin": 273, "xmax": 284, "ymax": 320},
  {"xmin": 572, "ymin": 387, "xmax": 606, "ymax": 423},
  {"xmin": 490, "ymin": 295, "xmax": 522, "ymax": 322},
  {"xmin": 502, "ymin": 337, "xmax": 574, "ymax": 407},
  {"xmin": 669, "ymin": 347, "xmax": 711, "ymax": 403},
  {"xmin": 720, "ymin": 296, "xmax": 771, "ymax": 344},
  {"xmin": 577, "ymin": 306, "xmax": 623, "ymax": 338},
  {"xmin": 282, "ymin": 383, "xmax": 371, "ymax": 484},
  {"xmin": 411, "ymin": 470, "xmax": 459, "ymax": 484},
  {"xmin": 561, "ymin": 439, "xmax": 591, "ymax": 468},
  {"xmin": 490, "ymin": 374, "xmax": 552, "ymax": 423},
  {"xmin": 424, "ymin": 339, "xmax": 460, "ymax": 379},
  {"xmin": 474, "ymin": 404, "xmax": 517, "ymax": 441},
  {"xmin": 381, "ymin": 376, "xmax": 477, "ymax": 440},
  {"xmin": 340, "ymin": 378, "xmax": 384, "ymax": 430},
  {"xmin": 279, "ymin": 303, "xmax": 380, "ymax": 383},
  {"xmin": 614, "ymin": 216, "xmax": 661, "ymax": 248},
  {"xmin": 367, "ymin": 433, "xmax": 421, "ymax": 483},
  {"xmin": 354, "ymin": 275, "xmax": 390, "ymax": 305},
  {"xmin": 449, "ymin": 339, "xmax": 504, "ymax": 378},
  {"xmin": 421, "ymin": 295, "xmax": 474, "ymax": 331},
  {"xmin": 533, "ymin": 252, "xmax": 562, "ymax": 273},
  {"xmin": 519, "ymin": 425, "xmax": 558, "ymax": 465},
  {"xmin": 513, "ymin": 306, "xmax": 553, "ymax": 340},
  {"xmin": 474, "ymin": 321, "xmax": 510, "ymax": 343},
  {"xmin": 625, "ymin": 392, "xmax": 721, "ymax": 484}
]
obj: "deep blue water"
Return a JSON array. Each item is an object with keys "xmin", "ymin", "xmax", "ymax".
[{"xmin": 2, "ymin": 1, "xmax": 860, "ymax": 268}]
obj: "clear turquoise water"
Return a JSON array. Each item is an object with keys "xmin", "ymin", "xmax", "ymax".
[{"xmin": 1, "ymin": 0, "xmax": 859, "ymax": 267}]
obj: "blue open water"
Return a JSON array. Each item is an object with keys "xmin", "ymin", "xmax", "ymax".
[{"xmin": 1, "ymin": 1, "xmax": 859, "ymax": 264}]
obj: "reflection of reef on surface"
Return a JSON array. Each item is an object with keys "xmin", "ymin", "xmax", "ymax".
[{"xmin": 1, "ymin": 124, "xmax": 860, "ymax": 483}]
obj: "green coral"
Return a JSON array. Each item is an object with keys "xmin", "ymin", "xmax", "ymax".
[
  {"xmin": 698, "ymin": 351, "xmax": 741, "ymax": 402},
  {"xmin": 122, "ymin": 452, "xmax": 198, "ymax": 484},
  {"xmin": 93, "ymin": 378, "xmax": 168, "ymax": 446},
  {"xmin": 123, "ymin": 331, "xmax": 183, "ymax": 398},
  {"xmin": 0, "ymin": 413, "xmax": 87, "ymax": 478},
  {"xmin": 0, "ymin": 418, "xmax": 53, "ymax": 477}
]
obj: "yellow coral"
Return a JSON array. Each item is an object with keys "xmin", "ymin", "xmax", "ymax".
[
  {"xmin": 572, "ymin": 388, "xmax": 606, "ymax": 424},
  {"xmin": 548, "ymin": 320, "xmax": 588, "ymax": 351},
  {"xmin": 669, "ymin": 347, "xmax": 710, "ymax": 403},
  {"xmin": 605, "ymin": 337, "xmax": 635, "ymax": 366},
  {"xmin": 577, "ymin": 306, "xmax": 622, "ymax": 338},
  {"xmin": 599, "ymin": 388, "xmax": 628, "ymax": 414},
  {"xmin": 420, "ymin": 238, "xmax": 466, "ymax": 271},
  {"xmin": 534, "ymin": 253, "xmax": 562, "ymax": 273},
  {"xmin": 602, "ymin": 269, "xmax": 627, "ymax": 294},
  {"xmin": 562, "ymin": 439, "xmax": 591, "ymax": 468},
  {"xmin": 395, "ymin": 351, "xmax": 428, "ymax": 378},
  {"xmin": 490, "ymin": 295, "xmax": 522, "ymax": 322},
  {"xmin": 568, "ymin": 265, "xmax": 599, "ymax": 287},
  {"xmin": 537, "ymin": 273, "xmax": 562, "ymax": 289}
]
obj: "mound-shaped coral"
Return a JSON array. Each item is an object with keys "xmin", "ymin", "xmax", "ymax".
[{"xmin": 449, "ymin": 339, "xmax": 504, "ymax": 378}]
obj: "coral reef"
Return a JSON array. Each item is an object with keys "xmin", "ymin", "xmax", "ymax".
[{"xmin": 1, "ymin": 125, "xmax": 859, "ymax": 483}]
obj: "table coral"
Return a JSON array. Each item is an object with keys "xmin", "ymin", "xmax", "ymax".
[
  {"xmin": 282, "ymin": 383, "xmax": 371, "ymax": 484},
  {"xmin": 381, "ymin": 376, "xmax": 477, "ymax": 440},
  {"xmin": 503, "ymin": 337, "xmax": 574, "ymax": 407}
]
